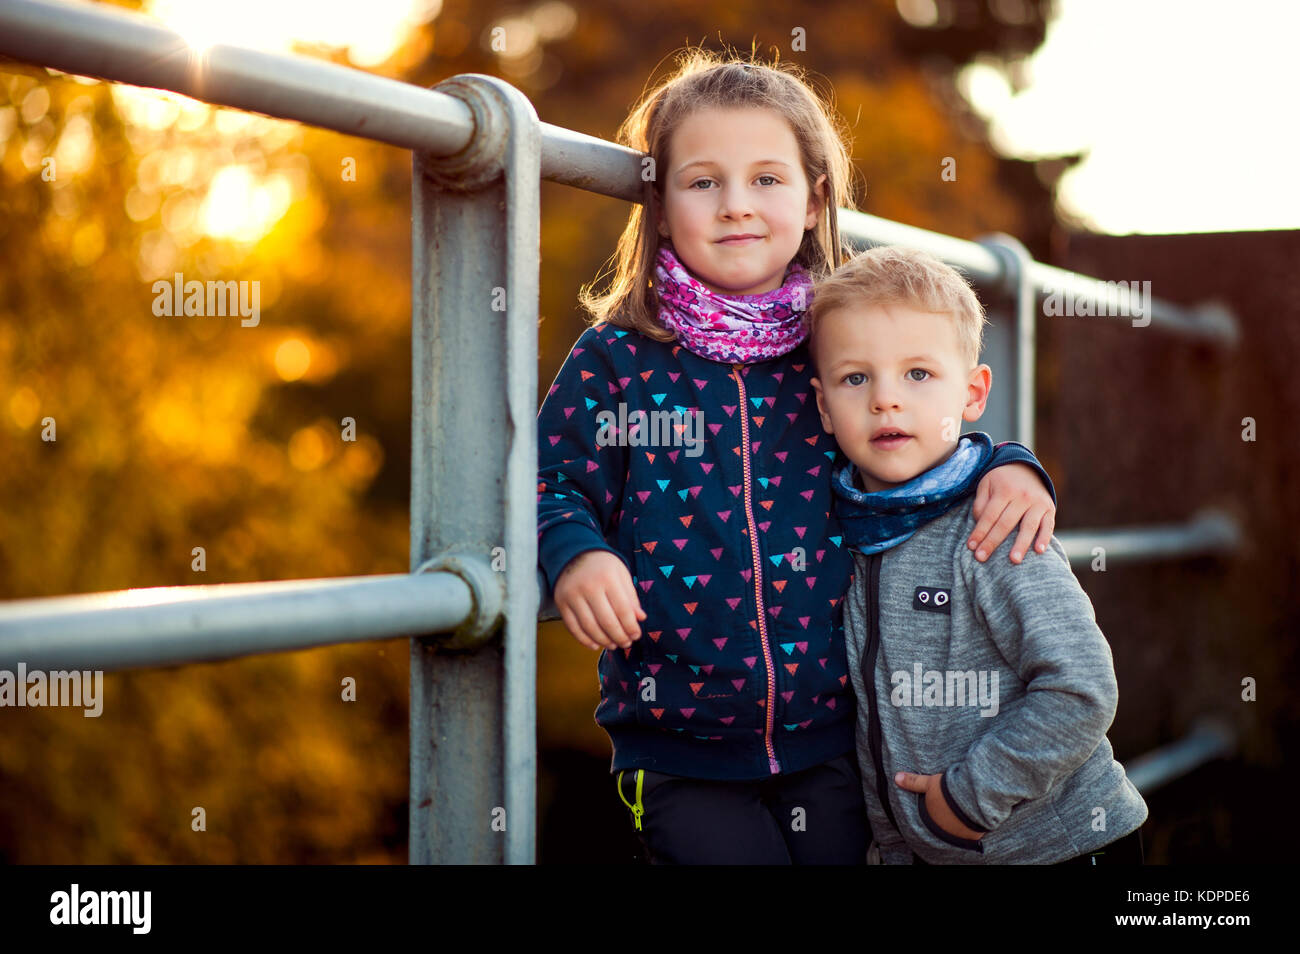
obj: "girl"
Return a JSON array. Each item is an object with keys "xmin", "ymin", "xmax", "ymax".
[{"xmin": 537, "ymin": 51, "xmax": 1057, "ymax": 864}]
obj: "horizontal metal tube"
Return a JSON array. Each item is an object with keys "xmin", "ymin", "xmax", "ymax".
[
  {"xmin": 0, "ymin": 2, "xmax": 1236, "ymax": 340},
  {"xmin": 537, "ymin": 511, "xmax": 1243, "ymax": 622},
  {"xmin": 1057, "ymin": 509, "xmax": 1241, "ymax": 567},
  {"xmin": 1028, "ymin": 261, "xmax": 1238, "ymax": 345},
  {"xmin": 537, "ymin": 569, "xmax": 560, "ymax": 622},
  {"xmin": 543, "ymin": 562, "xmax": 1239, "ymax": 796},
  {"xmin": 1123, "ymin": 717, "xmax": 1236, "ymax": 795},
  {"xmin": 0, "ymin": 572, "xmax": 474, "ymax": 672},
  {"xmin": 536, "ymin": 512, "xmax": 1241, "ymax": 625},
  {"xmin": 840, "ymin": 209, "xmax": 1005, "ymax": 284},
  {"xmin": 539, "ymin": 121, "xmax": 644, "ymax": 203},
  {"xmin": 841, "ymin": 211, "xmax": 1236, "ymax": 344},
  {"xmin": 0, "ymin": 0, "xmax": 649, "ymax": 192},
  {"xmin": 0, "ymin": 0, "xmax": 476, "ymax": 155}
]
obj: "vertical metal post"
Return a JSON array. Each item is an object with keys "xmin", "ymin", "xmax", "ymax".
[
  {"xmin": 978, "ymin": 234, "xmax": 1036, "ymax": 447},
  {"xmin": 409, "ymin": 74, "xmax": 540, "ymax": 864}
]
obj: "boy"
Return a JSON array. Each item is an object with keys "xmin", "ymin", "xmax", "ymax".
[{"xmin": 807, "ymin": 246, "xmax": 1148, "ymax": 864}]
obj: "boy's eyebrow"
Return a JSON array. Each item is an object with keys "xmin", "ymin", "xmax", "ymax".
[
  {"xmin": 674, "ymin": 159, "xmax": 794, "ymax": 175},
  {"xmin": 827, "ymin": 354, "xmax": 941, "ymax": 371}
]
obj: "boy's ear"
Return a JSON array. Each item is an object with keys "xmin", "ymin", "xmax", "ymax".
[
  {"xmin": 961, "ymin": 364, "xmax": 993, "ymax": 423},
  {"xmin": 810, "ymin": 375, "xmax": 834, "ymax": 435}
]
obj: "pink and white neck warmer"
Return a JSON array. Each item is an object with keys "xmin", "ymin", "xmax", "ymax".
[{"xmin": 652, "ymin": 243, "xmax": 812, "ymax": 364}]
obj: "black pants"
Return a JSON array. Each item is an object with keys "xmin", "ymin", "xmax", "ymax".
[
  {"xmin": 910, "ymin": 825, "xmax": 1145, "ymax": 865},
  {"xmin": 615, "ymin": 753, "xmax": 870, "ymax": 864},
  {"xmin": 1056, "ymin": 825, "xmax": 1145, "ymax": 865}
]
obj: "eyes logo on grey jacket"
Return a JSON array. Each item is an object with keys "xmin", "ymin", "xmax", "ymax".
[{"xmin": 913, "ymin": 586, "xmax": 951, "ymax": 615}]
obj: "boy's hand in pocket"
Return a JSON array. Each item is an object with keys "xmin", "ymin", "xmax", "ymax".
[
  {"xmin": 894, "ymin": 771, "xmax": 986, "ymax": 841},
  {"xmin": 554, "ymin": 550, "xmax": 647, "ymax": 651}
]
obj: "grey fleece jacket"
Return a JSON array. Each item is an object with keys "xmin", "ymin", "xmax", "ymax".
[{"xmin": 843, "ymin": 502, "xmax": 1148, "ymax": 865}]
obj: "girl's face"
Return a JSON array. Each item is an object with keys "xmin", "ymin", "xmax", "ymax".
[{"xmin": 656, "ymin": 106, "xmax": 826, "ymax": 297}]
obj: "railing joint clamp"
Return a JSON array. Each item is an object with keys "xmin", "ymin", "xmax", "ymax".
[{"xmin": 416, "ymin": 551, "xmax": 504, "ymax": 650}]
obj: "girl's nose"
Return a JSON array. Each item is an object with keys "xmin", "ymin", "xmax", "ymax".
[{"xmin": 718, "ymin": 182, "xmax": 754, "ymax": 219}]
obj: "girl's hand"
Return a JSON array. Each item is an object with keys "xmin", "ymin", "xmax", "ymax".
[
  {"xmin": 968, "ymin": 462, "xmax": 1055, "ymax": 563},
  {"xmin": 553, "ymin": 550, "xmax": 647, "ymax": 651}
]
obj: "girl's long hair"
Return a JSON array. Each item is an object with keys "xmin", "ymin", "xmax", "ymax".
[{"xmin": 578, "ymin": 47, "xmax": 859, "ymax": 341}]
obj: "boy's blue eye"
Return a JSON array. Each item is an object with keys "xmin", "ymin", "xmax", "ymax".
[
  {"xmin": 908, "ymin": 369, "xmax": 930, "ymax": 382},
  {"xmin": 844, "ymin": 372, "xmax": 866, "ymax": 386}
]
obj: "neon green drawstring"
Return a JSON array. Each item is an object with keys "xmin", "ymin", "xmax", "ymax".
[{"xmin": 616, "ymin": 769, "xmax": 645, "ymax": 831}]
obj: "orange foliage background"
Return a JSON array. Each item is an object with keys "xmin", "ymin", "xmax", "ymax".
[{"xmin": 0, "ymin": 0, "xmax": 1058, "ymax": 862}]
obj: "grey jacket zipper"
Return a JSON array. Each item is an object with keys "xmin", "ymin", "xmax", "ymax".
[{"xmin": 862, "ymin": 551, "xmax": 900, "ymax": 834}]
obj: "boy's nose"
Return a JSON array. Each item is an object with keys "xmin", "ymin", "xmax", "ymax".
[{"xmin": 870, "ymin": 389, "xmax": 902, "ymax": 413}]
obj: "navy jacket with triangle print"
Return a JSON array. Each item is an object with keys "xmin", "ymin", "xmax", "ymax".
[{"xmin": 537, "ymin": 321, "xmax": 1055, "ymax": 782}]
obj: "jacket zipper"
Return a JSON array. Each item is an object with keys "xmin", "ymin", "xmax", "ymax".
[
  {"xmin": 732, "ymin": 363, "xmax": 781, "ymax": 775},
  {"xmin": 863, "ymin": 552, "xmax": 900, "ymax": 831}
]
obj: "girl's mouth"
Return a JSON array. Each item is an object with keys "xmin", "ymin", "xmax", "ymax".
[{"xmin": 717, "ymin": 235, "xmax": 761, "ymax": 245}]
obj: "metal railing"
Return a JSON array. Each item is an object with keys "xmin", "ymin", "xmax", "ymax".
[{"xmin": 0, "ymin": 0, "xmax": 1238, "ymax": 864}]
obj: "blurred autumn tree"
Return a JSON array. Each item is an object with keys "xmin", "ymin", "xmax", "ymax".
[{"xmin": 0, "ymin": 0, "xmax": 1058, "ymax": 862}]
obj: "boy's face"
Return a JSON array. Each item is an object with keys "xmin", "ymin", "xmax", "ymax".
[
  {"xmin": 656, "ymin": 106, "xmax": 826, "ymax": 297},
  {"xmin": 809, "ymin": 301, "xmax": 991, "ymax": 493}
]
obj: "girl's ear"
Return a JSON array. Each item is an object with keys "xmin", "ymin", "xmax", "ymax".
[{"xmin": 806, "ymin": 173, "xmax": 828, "ymax": 229}]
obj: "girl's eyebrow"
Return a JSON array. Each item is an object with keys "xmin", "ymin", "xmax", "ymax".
[{"xmin": 674, "ymin": 159, "xmax": 794, "ymax": 175}]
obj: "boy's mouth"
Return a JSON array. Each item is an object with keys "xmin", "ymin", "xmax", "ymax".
[{"xmin": 870, "ymin": 427, "xmax": 912, "ymax": 450}]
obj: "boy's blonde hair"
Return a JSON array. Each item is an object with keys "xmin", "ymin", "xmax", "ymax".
[
  {"xmin": 807, "ymin": 245, "xmax": 987, "ymax": 370},
  {"xmin": 579, "ymin": 47, "xmax": 859, "ymax": 341}
]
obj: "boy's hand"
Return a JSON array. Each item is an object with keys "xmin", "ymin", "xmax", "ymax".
[
  {"xmin": 969, "ymin": 462, "xmax": 1055, "ymax": 563},
  {"xmin": 894, "ymin": 771, "xmax": 985, "ymax": 841},
  {"xmin": 553, "ymin": 550, "xmax": 647, "ymax": 651}
]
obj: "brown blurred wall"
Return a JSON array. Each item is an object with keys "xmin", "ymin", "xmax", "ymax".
[{"xmin": 1035, "ymin": 228, "xmax": 1300, "ymax": 767}]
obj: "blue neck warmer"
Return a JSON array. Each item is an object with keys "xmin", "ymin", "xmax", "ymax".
[{"xmin": 831, "ymin": 432, "xmax": 995, "ymax": 554}]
